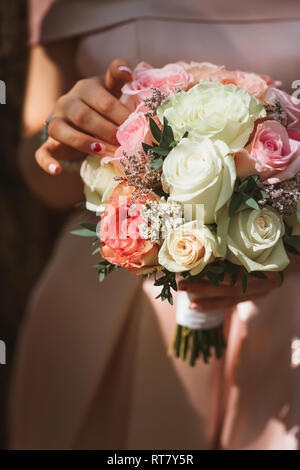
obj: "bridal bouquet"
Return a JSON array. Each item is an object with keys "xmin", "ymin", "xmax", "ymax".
[{"xmin": 75, "ymin": 61, "xmax": 300, "ymax": 365}]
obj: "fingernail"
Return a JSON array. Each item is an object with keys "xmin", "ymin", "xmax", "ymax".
[
  {"xmin": 48, "ymin": 163, "xmax": 59, "ymax": 175},
  {"xmin": 118, "ymin": 65, "xmax": 132, "ymax": 75},
  {"xmin": 91, "ymin": 142, "xmax": 106, "ymax": 154}
]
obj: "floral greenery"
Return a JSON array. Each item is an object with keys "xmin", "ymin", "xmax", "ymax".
[
  {"xmin": 182, "ymin": 258, "xmax": 284, "ymax": 293},
  {"xmin": 229, "ymin": 174, "xmax": 269, "ymax": 217},
  {"xmin": 93, "ymin": 260, "xmax": 119, "ymax": 282},
  {"xmin": 154, "ymin": 269, "xmax": 177, "ymax": 304},
  {"xmin": 142, "ymin": 117, "xmax": 188, "ymax": 171},
  {"xmin": 283, "ymin": 222, "xmax": 300, "ymax": 256}
]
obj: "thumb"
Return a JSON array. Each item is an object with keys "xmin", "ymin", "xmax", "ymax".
[{"xmin": 105, "ymin": 58, "xmax": 132, "ymax": 97}]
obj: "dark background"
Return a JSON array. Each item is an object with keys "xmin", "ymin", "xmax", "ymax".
[{"xmin": 0, "ymin": 0, "xmax": 67, "ymax": 449}]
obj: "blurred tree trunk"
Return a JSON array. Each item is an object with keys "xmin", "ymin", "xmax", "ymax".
[{"xmin": 0, "ymin": 0, "xmax": 67, "ymax": 449}]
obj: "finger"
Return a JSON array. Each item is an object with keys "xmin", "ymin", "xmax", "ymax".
[
  {"xmin": 75, "ymin": 80, "xmax": 130, "ymax": 126},
  {"xmin": 190, "ymin": 292, "xmax": 268, "ymax": 312},
  {"xmin": 105, "ymin": 57, "xmax": 132, "ymax": 97},
  {"xmin": 58, "ymin": 97, "xmax": 119, "ymax": 142},
  {"xmin": 48, "ymin": 117, "xmax": 108, "ymax": 155},
  {"xmin": 35, "ymin": 142, "xmax": 62, "ymax": 175}
]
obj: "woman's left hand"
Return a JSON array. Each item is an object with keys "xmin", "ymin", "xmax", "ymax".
[{"xmin": 178, "ymin": 272, "xmax": 282, "ymax": 311}]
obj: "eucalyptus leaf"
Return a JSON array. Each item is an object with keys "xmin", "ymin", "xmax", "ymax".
[
  {"xmin": 149, "ymin": 117, "xmax": 162, "ymax": 143},
  {"xmin": 71, "ymin": 228, "xmax": 97, "ymax": 237},
  {"xmin": 245, "ymin": 197, "xmax": 260, "ymax": 210}
]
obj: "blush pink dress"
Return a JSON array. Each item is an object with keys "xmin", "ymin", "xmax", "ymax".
[{"xmin": 11, "ymin": 0, "xmax": 300, "ymax": 449}]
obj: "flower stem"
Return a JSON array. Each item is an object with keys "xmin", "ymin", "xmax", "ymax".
[{"xmin": 171, "ymin": 323, "xmax": 226, "ymax": 365}]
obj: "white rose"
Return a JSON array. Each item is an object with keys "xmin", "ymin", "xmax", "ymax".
[
  {"xmin": 162, "ymin": 137, "xmax": 236, "ymax": 224},
  {"xmin": 80, "ymin": 155, "xmax": 121, "ymax": 212},
  {"xmin": 157, "ymin": 80, "xmax": 266, "ymax": 151},
  {"xmin": 227, "ymin": 207, "xmax": 289, "ymax": 272},
  {"xmin": 158, "ymin": 220, "xmax": 217, "ymax": 275}
]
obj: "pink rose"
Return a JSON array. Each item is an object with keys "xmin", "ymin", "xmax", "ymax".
[
  {"xmin": 116, "ymin": 110, "xmax": 151, "ymax": 155},
  {"xmin": 210, "ymin": 69, "xmax": 270, "ymax": 100},
  {"xmin": 264, "ymin": 87, "xmax": 300, "ymax": 128},
  {"xmin": 234, "ymin": 120, "xmax": 300, "ymax": 183},
  {"xmin": 121, "ymin": 61, "xmax": 192, "ymax": 110},
  {"xmin": 101, "ymin": 107, "xmax": 159, "ymax": 169},
  {"xmin": 100, "ymin": 183, "xmax": 160, "ymax": 274}
]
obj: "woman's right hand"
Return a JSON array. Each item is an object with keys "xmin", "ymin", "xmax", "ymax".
[{"xmin": 36, "ymin": 58, "xmax": 132, "ymax": 175}]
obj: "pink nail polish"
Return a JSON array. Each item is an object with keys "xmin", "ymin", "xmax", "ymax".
[
  {"xmin": 118, "ymin": 65, "xmax": 132, "ymax": 75},
  {"xmin": 49, "ymin": 163, "xmax": 58, "ymax": 175},
  {"xmin": 91, "ymin": 142, "xmax": 106, "ymax": 154}
]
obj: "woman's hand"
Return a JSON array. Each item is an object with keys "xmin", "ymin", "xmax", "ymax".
[
  {"xmin": 36, "ymin": 58, "xmax": 132, "ymax": 175},
  {"xmin": 178, "ymin": 272, "xmax": 282, "ymax": 311}
]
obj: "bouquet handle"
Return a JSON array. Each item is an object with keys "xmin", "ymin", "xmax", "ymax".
[{"xmin": 170, "ymin": 291, "xmax": 226, "ymax": 365}]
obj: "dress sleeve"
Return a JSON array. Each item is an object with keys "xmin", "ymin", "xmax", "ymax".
[{"xmin": 28, "ymin": 0, "xmax": 57, "ymax": 45}]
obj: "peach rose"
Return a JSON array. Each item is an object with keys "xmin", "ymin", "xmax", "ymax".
[
  {"xmin": 100, "ymin": 183, "xmax": 160, "ymax": 274},
  {"xmin": 265, "ymin": 87, "xmax": 300, "ymax": 128},
  {"xmin": 121, "ymin": 61, "xmax": 192, "ymax": 110},
  {"xmin": 179, "ymin": 61, "xmax": 224, "ymax": 84},
  {"xmin": 234, "ymin": 120, "xmax": 300, "ymax": 183},
  {"xmin": 210, "ymin": 69, "xmax": 270, "ymax": 100}
]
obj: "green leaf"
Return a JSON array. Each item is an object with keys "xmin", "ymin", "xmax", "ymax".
[
  {"xmin": 160, "ymin": 117, "xmax": 174, "ymax": 148},
  {"xmin": 75, "ymin": 201, "xmax": 87, "ymax": 210},
  {"xmin": 245, "ymin": 197, "xmax": 260, "ymax": 210},
  {"xmin": 230, "ymin": 271, "xmax": 240, "ymax": 287},
  {"xmin": 249, "ymin": 271, "xmax": 267, "ymax": 279},
  {"xmin": 207, "ymin": 272, "xmax": 220, "ymax": 287},
  {"xmin": 149, "ymin": 117, "xmax": 162, "ymax": 143},
  {"xmin": 150, "ymin": 158, "xmax": 164, "ymax": 170},
  {"xmin": 80, "ymin": 222, "xmax": 97, "ymax": 232},
  {"xmin": 278, "ymin": 271, "xmax": 284, "ymax": 285},
  {"xmin": 71, "ymin": 228, "xmax": 97, "ymax": 237},
  {"xmin": 285, "ymin": 235, "xmax": 300, "ymax": 248},
  {"xmin": 150, "ymin": 146, "xmax": 170, "ymax": 157},
  {"xmin": 229, "ymin": 193, "xmax": 244, "ymax": 217},
  {"xmin": 154, "ymin": 270, "xmax": 177, "ymax": 304},
  {"xmin": 285, "ymin": 244, "xmax": 299, "ymax": 255},
  {"xmin": 142, "ymin": 142, "xmax": 153, "ymax": 154},
  {"xmin": 260, "ymin": 190, "xmax": 269, "ymax": 200},
  {"xmin": 242, "ymin": 274, "xmax": 248, "ymax": 293}
]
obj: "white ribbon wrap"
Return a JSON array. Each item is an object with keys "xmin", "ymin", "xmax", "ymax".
[{"xmin": 176, "ymin": 291, "xmax": 225, "ymax": 330}]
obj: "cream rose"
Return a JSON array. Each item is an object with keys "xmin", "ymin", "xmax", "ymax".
[
  {"xmin": 158, "ymin": 220, "xmax": 217, "ymax": 275},
  {"xmin": 80, "ymin": 155, "xmax": 121, "ymax": 212},
  {"xmin": 227, "ymin": 207, "xmax": 289, "ymax": 272},
  {"xmin": 157, "ymin": 81, "xmax": 266, "ymax": 151},
  {"xmin": 162, "ymin": 137, "xmax": 236, "ymax": 224}
]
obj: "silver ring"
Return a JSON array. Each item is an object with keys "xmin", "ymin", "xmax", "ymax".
[
  {"xmin": 41, "ymin": 113, "xmax": 85, "ymax": 173},
  {"xmin": 41, "ymin": 113, "xmax": 65, "ymax": 144}
]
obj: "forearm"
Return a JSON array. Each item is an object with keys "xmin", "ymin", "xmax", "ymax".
[{"xmin": 19, "ymin": 132, "xmax": 84, "ymax": 210}]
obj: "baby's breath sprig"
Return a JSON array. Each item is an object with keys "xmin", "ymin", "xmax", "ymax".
[
  {"xmin": 265, "ymin": 99, "xmax": 288, "ymax": 126},
  {"xmin": 139, "ymin": 198, "xmax": 184, "ymax": 242},
  {"xmin": 258, "ymin": 173, "xmax": 300, "ymax": 216},
  {"xmin": 143, "ymin": 87, "xmax": 169, "ymax": 117},
  {"xmin": 115, "ymin": 150, "xmax": 160, "ymax": 202}
]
